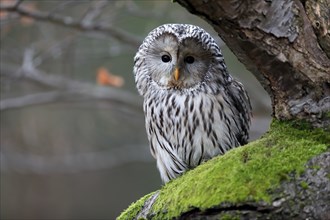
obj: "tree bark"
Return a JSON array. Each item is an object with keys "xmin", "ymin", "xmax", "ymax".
[{"xmin": 177, "ymin": 0, "xmax": 330, "ymax": 128}]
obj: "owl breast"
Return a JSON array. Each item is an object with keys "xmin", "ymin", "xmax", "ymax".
[{"xmin": 144, "ymin": 88, "xmax": 240, "ymax": 183}]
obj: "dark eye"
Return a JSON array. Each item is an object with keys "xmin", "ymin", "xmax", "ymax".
[
  {"xmin": 185, "ymin": 56, "xmax": 195, "ymax": 64},
  {"xmin": 161, "ymin": 54, "xmax": 171, "ymax": 63}
]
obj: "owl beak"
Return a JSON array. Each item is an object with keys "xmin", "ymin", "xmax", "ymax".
[{"xmin": 173, "ymin": 68, "xmax": 180, "ymax": 81}]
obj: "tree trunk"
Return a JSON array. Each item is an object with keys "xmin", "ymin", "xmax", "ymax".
[
  {"xmin": 117, "ymin": 1, "xmax": 330, "ymax": 219},
  {"xmin": 177, "ymin": 0, "xmax": 330, "ymax": 128}
]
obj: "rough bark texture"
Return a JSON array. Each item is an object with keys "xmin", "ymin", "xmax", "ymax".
[{"xmin": 177, "ymin": 0, "xmax": 330, "ymax": 128}]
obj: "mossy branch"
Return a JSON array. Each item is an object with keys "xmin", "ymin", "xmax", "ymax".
[{"xmin": 118, "ymin": 120, "xmax": 329, "ymax": 219}]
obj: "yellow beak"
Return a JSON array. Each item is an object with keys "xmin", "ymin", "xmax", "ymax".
[{"xmin": 174, "ymin": 68, "xmax": 180, "ymax": 81}]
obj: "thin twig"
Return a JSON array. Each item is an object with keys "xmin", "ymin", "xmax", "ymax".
[
  {"xmin": 81, "ymin": 0, "xmax": 108, "ymax": 26},
  {"xmin": 0, "ymin": 2, "xmax": 141, "ymax": 47},
  {"xmin": 0, "ymin": 64, "xmax": 142, "ymax": 111},
  {"xmin": 13, "ymin": 0, "xmax": 24, "ymax": 9},
  {"xmin": 0, "ymin": 91, "xmax": 67, "ymax": 110}
]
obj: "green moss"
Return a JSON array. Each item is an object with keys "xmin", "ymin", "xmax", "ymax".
[
  {"xmin": 326, "ymin": 111, "xmax": 330, "ymax": 118},
  {"xmin": 310, "ymin": 165, "xmax": 321, "ymax": 170},
  {"xmin": 117, "ymin": 193, "xmax": 154, "ymax": 220},
  {"xmin": 118, "ymin": 120, "xmax": 329, "ymax": 219},
  {"xmin": 300, "ymin": 181, "xmax": 309, "ymax": 190},
  {"xmin": 220, "ymin": 213, "xmax": 240, "ymax": 220}
]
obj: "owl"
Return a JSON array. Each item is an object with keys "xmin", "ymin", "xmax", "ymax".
[{"xmin": 134, "ymin": 24, "xmax": 252, "ymax": 183}]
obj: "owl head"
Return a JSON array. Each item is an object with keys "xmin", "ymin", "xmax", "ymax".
[{"xmin": 134, "ymin": 24, "xmax": 228, "ymax": 96}]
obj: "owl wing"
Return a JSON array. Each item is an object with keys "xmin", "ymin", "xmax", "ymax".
[
  {"xmin": 148, "ymin": 132, "xmax": 189, "ymax": 183},
  {"xmin": 226, "ymin": 79, "xmax": 252, "ymax": 145}
]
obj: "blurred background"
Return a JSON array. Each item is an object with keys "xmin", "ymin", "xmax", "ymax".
[{"xmin": 0, "ymin": 1, "xmax": 272, "ymax": 219}]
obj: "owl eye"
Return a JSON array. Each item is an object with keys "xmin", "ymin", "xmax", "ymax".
[
  {"xmin": 185, "ymin": 56, "xmax": 195, "ymax": 64},
  {"xmin": 161, "ymin": 54, "xmax": 171, "ymax": 63}
]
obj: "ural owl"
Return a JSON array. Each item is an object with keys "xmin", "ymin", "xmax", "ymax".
[{"xmin": 134, "ymin": 24, "xmax": 252, "ymax": 183}]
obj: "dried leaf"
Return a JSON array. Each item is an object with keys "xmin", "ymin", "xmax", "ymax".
[
  {"xmin": 96, "ymin": 67, "xmax": 124, "ymax": 88},
  {"xmin": 0, "ymin": 0, "xmax": 12, "ymax": 20},
  {"xmin": 0, "ymin": 11, "xmax": 8, "ymax": 20},
  {"xmin": 20, "ymin": 2, "xmax": 37, "ymax": 26}
]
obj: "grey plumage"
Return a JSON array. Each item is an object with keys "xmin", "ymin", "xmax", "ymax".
[{"xmin": 134, "ymin": 24, "xmax": 252, "ymax": 183}]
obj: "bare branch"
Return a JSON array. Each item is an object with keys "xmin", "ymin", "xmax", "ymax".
[
  {"xmin": 13, "ymin": 0, "xmax": 24, "ymax": 8},
  {"xmin": 33, "ymin": 34, "xmax": 77, "ymax": 67},
  {"xmin": 125, "ymin": 1, "xmax": 165, "ymax": 20},
  {"xmin": 48, "ymin": 0, "xmax": 78, "ymax": 15},
  {"xmin": 0, "ymin": 2, "xmax": 141, "ymax": 47},
  {"xmin": 0, "ymin": 0, "xmax": 23, "ymax": 9},
  {"xmin": 81, "ymin": 0, "xmax": 108, "ymax": 26},
  {"xmin": 0, "ymin": 91, "xmax": 67, "ymax": 110},
  {"xmin": 0, "ymin": 64, "xmax": 142, "ymax": 111}
]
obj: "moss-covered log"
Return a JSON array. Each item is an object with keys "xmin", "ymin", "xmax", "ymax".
[{"xmin": 118, "ymin": 121, "xmax": 329, "ymax": 219}]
